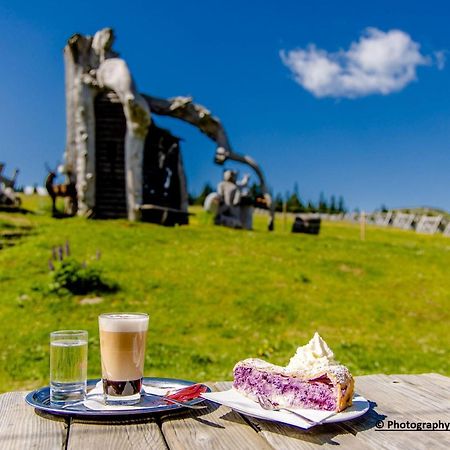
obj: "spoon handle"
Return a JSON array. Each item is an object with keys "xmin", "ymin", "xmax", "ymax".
[
  {"xmin": 143, "ymin": 393, "xmax": 206, "ymax": 409},
  {"xmin": 279, "ymin": 407, "xmax": 317, "ymax": 424}
]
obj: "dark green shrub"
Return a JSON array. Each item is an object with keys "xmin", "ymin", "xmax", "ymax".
[{"xmin": 49, "ymin": 258, "xmax": 117, "ymax": 295}]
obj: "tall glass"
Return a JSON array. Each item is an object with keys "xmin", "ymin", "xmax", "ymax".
[
  {"xmin": 99, "ymin": 313, "xmax": 149, "ymax": 405},
  {"xmin": 50, "ymin": 330, "xmax": 88, "ymax": 405}
]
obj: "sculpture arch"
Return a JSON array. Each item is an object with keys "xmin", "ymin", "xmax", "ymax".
[{"xmin": 63, "ymin": 28, "xmax": 274, "ymax": 229}]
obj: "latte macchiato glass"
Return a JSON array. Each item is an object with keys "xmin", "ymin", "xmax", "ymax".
[{"xmin": 99, "ymin": 313, "xmax": 149, "ymax": 405}]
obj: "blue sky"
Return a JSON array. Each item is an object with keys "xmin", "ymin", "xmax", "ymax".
[{"xmin": 1, "ymin": 0, "xmax": 449, "ymax": 211}]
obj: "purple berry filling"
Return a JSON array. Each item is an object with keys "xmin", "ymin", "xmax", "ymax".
[{"xmin": 233, "ymin": 366, "xmax": 337, "ymax": 411}]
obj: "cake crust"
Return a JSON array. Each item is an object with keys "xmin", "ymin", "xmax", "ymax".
[{"xmin": 233, "ymin": 358, "xmax": 354, "ymax": 412}]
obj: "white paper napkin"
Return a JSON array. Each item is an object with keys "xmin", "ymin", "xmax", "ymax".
[
  {"xmin": 201, "ymin": 389, "xmax": 336, "ymax": 429},
  {"xmin": 82, "ymin": 381, "xmax": 183, "ymax": 411}
]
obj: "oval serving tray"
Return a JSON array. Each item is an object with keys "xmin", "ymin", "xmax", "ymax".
[{"xmin": 25, "ymin": 377, "xmax": 210, "ymax": 419}]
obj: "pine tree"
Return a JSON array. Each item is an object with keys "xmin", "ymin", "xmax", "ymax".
[
  {"xmin": 329, "ymin": 195, "xmax": 337, "ymax": 213},
  {"xmin": 287, "ymin": 192, "xmax": 303, "ymax": 213},
  {"xmin": 249, "ymin": 183, "xmax": 261, "ymax": 199},
  {"xmin": 274, "ymin": 193, "xmax": 284, "ymax": 212},
  {"xmin": 318, "ymin": 192, "xmax": 328, "ymax": 213},
  {"xmin": 338, "ymin": 196, "xmax": 346, "ymax": 213},
  {"xmin": 188, "ymin": 192, "xmax": 196, "ymax": 205},
  {"xmin": 194, "ymin": 182, "xmax": 214, "ymax": 205},
  {"xmin": 305, "ymin": 200, "xmax": 316, "ymax": 213}
]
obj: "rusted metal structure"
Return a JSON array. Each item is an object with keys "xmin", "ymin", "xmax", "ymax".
[{"xmin": 63, "ymin": 28, "xmax": 273, "ymax": 228}]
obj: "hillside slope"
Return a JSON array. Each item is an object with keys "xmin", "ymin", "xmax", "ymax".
[{"xmin": 0, "ymin": 195, "xmax": 449, "ymax": 391}]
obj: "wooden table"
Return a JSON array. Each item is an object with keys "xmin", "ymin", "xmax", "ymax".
[{"xmin": 0, "ymin": 374, "xmax": 448, "ymax": 449}]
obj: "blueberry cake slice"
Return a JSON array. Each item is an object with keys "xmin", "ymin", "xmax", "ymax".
[{"xmin": 232, "ymin": 333, "xmax": 354, "ymax": 412}]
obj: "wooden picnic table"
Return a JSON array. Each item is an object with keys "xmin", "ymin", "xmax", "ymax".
[{"xmin": 0, "ymin": 374, "xmax": 448, "ymax": 449}]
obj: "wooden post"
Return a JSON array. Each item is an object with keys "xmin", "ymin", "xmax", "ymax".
[{"xmin": 283, "ymin": 201, "xmax": 287, "ymax": 232}]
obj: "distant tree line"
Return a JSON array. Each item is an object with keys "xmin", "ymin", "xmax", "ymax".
[
  {"xmin": 190, "ymin": 182, "xmax": 347, "ymax": 214},
  {"xmin": 273, "ymin": 184, "xmax": 346, "ymax": 214}
]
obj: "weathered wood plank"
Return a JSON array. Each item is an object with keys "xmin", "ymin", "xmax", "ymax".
[
  {"xmin": 357, "ymin": 374, "xmax": 447, "ymax": 411},
  {"xmin": 0, "ymin": 391, "xmax": 67, "ymax": 450},
  {"xmin": 420, "ymin": 373, "xmax": 450, "ymax": 390},
  {"xmin": 67, "ymin": 418, "xmax": 167, "ymax": 450},
  {"xmin": 213, "ymin": 382, "xmax": 373, "ymax": 450},
  {"xmin": 159, "ymin": 382, "xmax": 273, "ymax": 450},
  {"xmin": 339, "ymin": 374, "xmax": 450, "ymax": 450},
  {"xmin": 212, "ymin": 376, "xmax": 449, "ymax": 450},
  {"xmin": 213, "ymin": 382, "xmax": 381, "ymax": 450},
  {"xmin": 1, "ymin": 375, "xmax": 448, "ymax": 450},
  {"xmin": 387, "ymin": 374, "xmax": 450, "ymax": 402}
]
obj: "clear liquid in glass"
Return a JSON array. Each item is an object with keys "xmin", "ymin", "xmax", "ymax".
[{"xmin": 50, "ymin": 337, "xmax": 87, "ymax": 405}]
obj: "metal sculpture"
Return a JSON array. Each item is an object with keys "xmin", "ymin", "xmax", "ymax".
[
  {"xmin": 63, "ymin": 28, "xmax": 274, "ymax": 229},
  {"xmin": 0, "ymin": 164, "xmax": 19, "ymax": 190},
  {"xmin": 0, "ymin": 163, "xmax": 21, "ymax": 208},
  {"xmin": 45, "ymin": 167, "xmax": 77, "ymax": 216}
]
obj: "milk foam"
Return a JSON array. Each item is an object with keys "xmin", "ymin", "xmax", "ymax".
[{"xmin": 99, "ymin": 313, "xmax": 149, "ymax": 332}]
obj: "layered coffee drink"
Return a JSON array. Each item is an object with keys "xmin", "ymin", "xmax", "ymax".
[{"xmin": 99, "ymin": 313, "xmax": 149, "ymax": 405}]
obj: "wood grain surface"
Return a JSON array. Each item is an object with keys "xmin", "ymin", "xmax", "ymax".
[
  {"xmin": 0, "ymin": 391, "xmax": 67, "ymax": 450},
  {"xmin": 0, "ymin": 375, "xmax": 448, "ymax": 449}
]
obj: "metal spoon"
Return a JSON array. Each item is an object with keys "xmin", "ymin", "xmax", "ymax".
[
  {"xmin": 256, "ymin": 395, "xmax": 318, "ymax": 424},
  {"xmin": 59, "ymin": 393, "xmax": 206, "ymax": 410},
  {"xmin": 143, "ymin": 393, "xmax": 207, "ymax": 409}
]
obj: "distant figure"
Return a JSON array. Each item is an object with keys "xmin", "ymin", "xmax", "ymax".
[
  {"xmin": 0, "ymin": 186, "xmax": 21, "ymax": 207},
  {"xmin": 0, "ymin": 164, "xmax": 19, "ymax": 189},
  {"xmin": 207, "ymin": 170, "xmax": 254, "ymax": 229},
  {"xmin": 236, "ymin": 173, "xmax": 253, "ymax": 229},
  {"xmin": 45, "ymin": 167, "xmax": 77, "ymax": 216}
]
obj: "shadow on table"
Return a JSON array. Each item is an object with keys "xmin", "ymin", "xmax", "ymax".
[
  {"xmin": 34, "ymin": 400, "xmax": 223, "ymax": 427},
  {"xmin": 220, "ymin": 401, "xmax": 386, "ymax": 446},
  {"xmin": 158, "ymin": 401, "xmax": 226, "ymax": 429}
]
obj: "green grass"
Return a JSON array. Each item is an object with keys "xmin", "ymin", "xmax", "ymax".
[{"xmin": 0, "ymin": 195, "xmax": 449, "ymax": 392}]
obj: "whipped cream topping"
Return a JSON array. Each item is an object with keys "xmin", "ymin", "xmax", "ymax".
[{"xmin": 285, "ymin": 332, "xmax": 337, "ymax": 375}]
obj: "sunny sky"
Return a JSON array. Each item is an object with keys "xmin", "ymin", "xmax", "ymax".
[{"xmin": 1, "ymin": 0, "xmax": 449, "ymax": 211}]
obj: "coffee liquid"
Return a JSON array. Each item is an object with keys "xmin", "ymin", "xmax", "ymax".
[
  {"xmin": 102, "ymin": 378, "xmax": 143, "ymax": 396},
  {"xmin": 99, "ymin": 330, "xmax": 147, "ymax": 381},
  {"xmin": 99, "ymin": 314, "xmax": 148, "ymax": 402}
]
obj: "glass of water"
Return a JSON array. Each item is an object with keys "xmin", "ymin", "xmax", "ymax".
[{"xmin": 50, "ymin": 330, "xmax": 88, "ymax": 405}]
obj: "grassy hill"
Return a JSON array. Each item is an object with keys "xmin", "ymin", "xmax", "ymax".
[{"xmin": 0, "ymin": 195, "xmax": 449, "ymax": 392}]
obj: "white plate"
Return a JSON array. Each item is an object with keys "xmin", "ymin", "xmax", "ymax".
[{"xmin": 201, "ymin": 389, "xmax": 369, "ymax": 430}]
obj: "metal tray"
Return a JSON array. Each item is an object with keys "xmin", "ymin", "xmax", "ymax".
[{"xmin": 25, "ymin": 377, "xmax": 210, "ymax": 419}]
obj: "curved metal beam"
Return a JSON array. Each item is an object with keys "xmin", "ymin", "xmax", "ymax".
[{"xmin": 142, "ymin": 94, "xmax": 274, "ymax": 230}]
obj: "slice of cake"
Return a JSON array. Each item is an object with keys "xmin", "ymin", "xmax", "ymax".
[{"xmin": 233, "ymin": 333, "xmax": 354, "ymax": 412}]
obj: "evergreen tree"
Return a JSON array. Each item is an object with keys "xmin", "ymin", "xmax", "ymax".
[
  {"xmin": 286, "ymin": 193, "xmax": 302, "ymax": 212},
  {"xmin": 305, "ymin": 200, "xmax": 316, "ymax": 213},
  {"xmin": 274, "ymin": 193, "xmax": 284, "ymax": 212},
  {"xmin": 249, "ymin": 183, "xmax": 261, "ymax": 199},
  {"xmin": 194, "ymin": 182, "xmax": 214, "ymax": 205},
  {"xmin": 318, "ymin": 192, "xmax": 328, "ymax": 213},
  {"xmin": 329, "ymin": 195, "xmax": 337, "ymax": 213},
  {"xmin": 188, "ymin": 192, "xmax": 196, "ymax": 205},
  {"xmin": 338, "ymin": 196, "xmax": 346, "ymax": 213}
]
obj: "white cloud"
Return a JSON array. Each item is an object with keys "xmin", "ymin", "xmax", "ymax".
[{"xmin": 280, "ymin": 28, "xmax": 443, "ymax": 98}]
